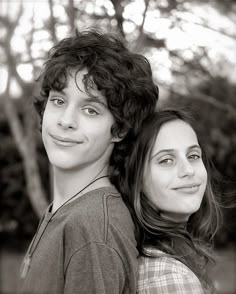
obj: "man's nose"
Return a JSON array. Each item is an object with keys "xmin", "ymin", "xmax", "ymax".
[{"xmin": 58, "ymin": 107, "xmax": 78, "ymax": 130}]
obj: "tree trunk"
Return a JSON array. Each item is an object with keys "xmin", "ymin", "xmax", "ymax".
[
  {"xmin": 3, "ymin": 94, "xmax": 48, "ymax": 218},
  {"xmin": 23, "ymin": 147, "xmax": 49, "ymax": 217}
]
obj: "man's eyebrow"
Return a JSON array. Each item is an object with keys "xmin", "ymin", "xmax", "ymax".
[
  {"xmin": 83, "ymin": 96, "xmax": 107, "ymax": 107},
  {"xmin": 50, "ymin": 90, "xmax": 107, "ymax": 107},
  {"xmin": 50, "ymin": 89, "xmax": 66, "ymax": 95}
]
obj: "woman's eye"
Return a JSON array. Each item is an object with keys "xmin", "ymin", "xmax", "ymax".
[
  {"xmin": 159, "ymin": 158, "xmax": 173, "ymax": 165},
  {"xmin": 188, "ymin": 154, "xmax": 200, "ymax": 161},
  {"xmin": 84, "ymin": 108, "xmax": 99, "ymax": 116}
]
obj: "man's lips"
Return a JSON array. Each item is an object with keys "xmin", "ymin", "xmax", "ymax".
[{"xmin": 50, "ymin": 134, "xmax": 82, "ymax": 145}]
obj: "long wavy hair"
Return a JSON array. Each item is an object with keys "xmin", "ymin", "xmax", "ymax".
[
  {"xmin": 34, "ymin": 28, "xmax": 158, "ymax": 180},
  {"xmin": 120, "ymin": 109, "xmax": 222, "ymax": 290}
]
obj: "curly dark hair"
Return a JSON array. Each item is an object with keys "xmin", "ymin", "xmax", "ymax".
[
  {"xmin": 120, "ymin": 109, "xmax": 222, "ymax": 291},
  {"xmin": 34, "ymin": 28, "xmax": 159, "ymax": 182}
]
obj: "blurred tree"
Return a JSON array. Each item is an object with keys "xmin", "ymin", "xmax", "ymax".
[
  {"xmin": 0, "ymin": 104, "xmax": 49, "ymax": 245},
  {"xmin": 0, "ymin": 4, "xmax": 48, "ymax": 218},
  {"xmin": 161, "ymin": 75, "xmax": 236, "ymax": 244}
]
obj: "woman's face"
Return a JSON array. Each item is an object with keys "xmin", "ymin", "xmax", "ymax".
[{"xmin": 143, "ymin": 119, "xmax": 207, "ymax": 222}]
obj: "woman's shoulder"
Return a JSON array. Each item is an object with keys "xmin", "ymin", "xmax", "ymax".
[
  {"xmin": 140, "ymin": 247, "xmax": 194, "ymax": 274},
  {"xmin": 138, "ymin": 248, "xmax": 205, "ymax": 294}
]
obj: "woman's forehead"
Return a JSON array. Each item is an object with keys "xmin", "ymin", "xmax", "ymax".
[{"xmin": 152, "ymin": 120, "xmax": 198, "ymax": 153}]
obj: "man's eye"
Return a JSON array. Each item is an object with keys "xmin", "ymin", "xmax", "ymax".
[
  {"xmin": 84, "ymin": 108, "xmax": 99, "ymax": 116},
  {"xmin": 50, "ymin": 98, "xmax": 65, "ymax": 106}
]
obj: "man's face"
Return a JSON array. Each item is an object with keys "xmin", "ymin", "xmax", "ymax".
[{"xmin": 42, "ymin": 69, "xmax": 118, "ymax": 172}]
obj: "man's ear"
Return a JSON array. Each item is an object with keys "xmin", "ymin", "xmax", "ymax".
[
  {"xmin": 111, "ymin": 131, "xmax": 127, "ymax": 143},
  {"xmin": 111, "ymin": 136, "xmax": 123, "ymax": 143}
]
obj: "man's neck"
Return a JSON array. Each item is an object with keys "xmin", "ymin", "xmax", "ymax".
[{"xmin": 51, "ymin": 164, "xmax": 111, "ymax": 212}]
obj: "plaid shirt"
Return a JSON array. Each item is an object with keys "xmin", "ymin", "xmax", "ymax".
[{"xmin": 137, "ymin": 248, "xmax": 205, "ymax": 294}]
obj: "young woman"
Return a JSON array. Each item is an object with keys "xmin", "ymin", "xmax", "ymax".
[{"xmin": 121, "ymin": 109, "xmax": 222, "ymax": 293}]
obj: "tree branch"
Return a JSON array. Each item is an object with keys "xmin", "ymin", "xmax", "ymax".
[
  {"xmin": 65, "ymin": 0, "xmax": 76, "ymax": 32},
  {"xmin": 133, "ymin": 0, "xmax": 150, "ymax": 52},
  {"xmin": 161, "ymin": 83, "xmax": 236, "ymax": 119},
  {"xmin": 48, "ymin": 0, "xmax": 58, "ymax": 44},
  {"xmin": 110, "ymin": 0, "xmax": 125, "ymax": 37}
]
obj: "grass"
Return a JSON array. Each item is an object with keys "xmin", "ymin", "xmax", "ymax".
[{"xmin": 0, "ymin": 244, "xmax": 235, "ymax": 294}]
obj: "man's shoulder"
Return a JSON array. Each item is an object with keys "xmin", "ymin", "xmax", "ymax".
[
  {"xmin": 69, "ymin": 186, "xmax": 124, "ymax": 218},
  {"xmin": 64, "ymin": 186, "xmax": 134, "ymax": 241},
  {"xmin": 62, "ymin": 186, "xmax": 137, "ymax": 268}
]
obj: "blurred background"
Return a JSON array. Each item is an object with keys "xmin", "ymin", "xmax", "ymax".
[{"xmin": 0, "ymin": 0, "xmax": 235, "ymax": 293}]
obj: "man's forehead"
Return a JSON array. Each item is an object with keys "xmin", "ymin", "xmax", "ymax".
[{"xmin": 51, "ymin": 69, "xmax": 108, "ymax": 107}]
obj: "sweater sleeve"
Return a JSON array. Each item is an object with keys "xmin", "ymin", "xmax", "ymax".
[
  {"xmin": 64, "ymin": 242, "xmax": 127, "ymax": 294},
  {"xmin": 141, "ymin": 271, "xmax": 205, "ymax": 294},
  {"xmin": 138, "ymin": 255, "xmax": 205, "ymax": 294}
]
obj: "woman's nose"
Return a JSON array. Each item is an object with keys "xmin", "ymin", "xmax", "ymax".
[{"xmin": 178, "ymin": 160, "xmax": 195, "ymax": 178}]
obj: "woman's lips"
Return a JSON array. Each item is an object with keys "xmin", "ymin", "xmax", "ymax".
[{"xmin": 172, "ymin": 184, "xmax": 201, "ymax": 194}]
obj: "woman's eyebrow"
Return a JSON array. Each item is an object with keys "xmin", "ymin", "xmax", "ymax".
[
  {"xmin": 151, "ymin": 149, "xmax": 175, "ymax": 159},
  {"xmin": 151, "ymin": 145, "xmax": 201, "ymax": 159},
  {"xmin": 188, "ymin": 144, "xmax": 201, "ymax": 151}
]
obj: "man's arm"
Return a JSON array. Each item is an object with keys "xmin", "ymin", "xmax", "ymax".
[{"xmin": 64, "ymin": 242, "xmax": 127, "ymax": 294}]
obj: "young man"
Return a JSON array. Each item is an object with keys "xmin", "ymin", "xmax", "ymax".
[{"xmin": 18, "ymin": 29, "xmax": 159, "ymax": 294}]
